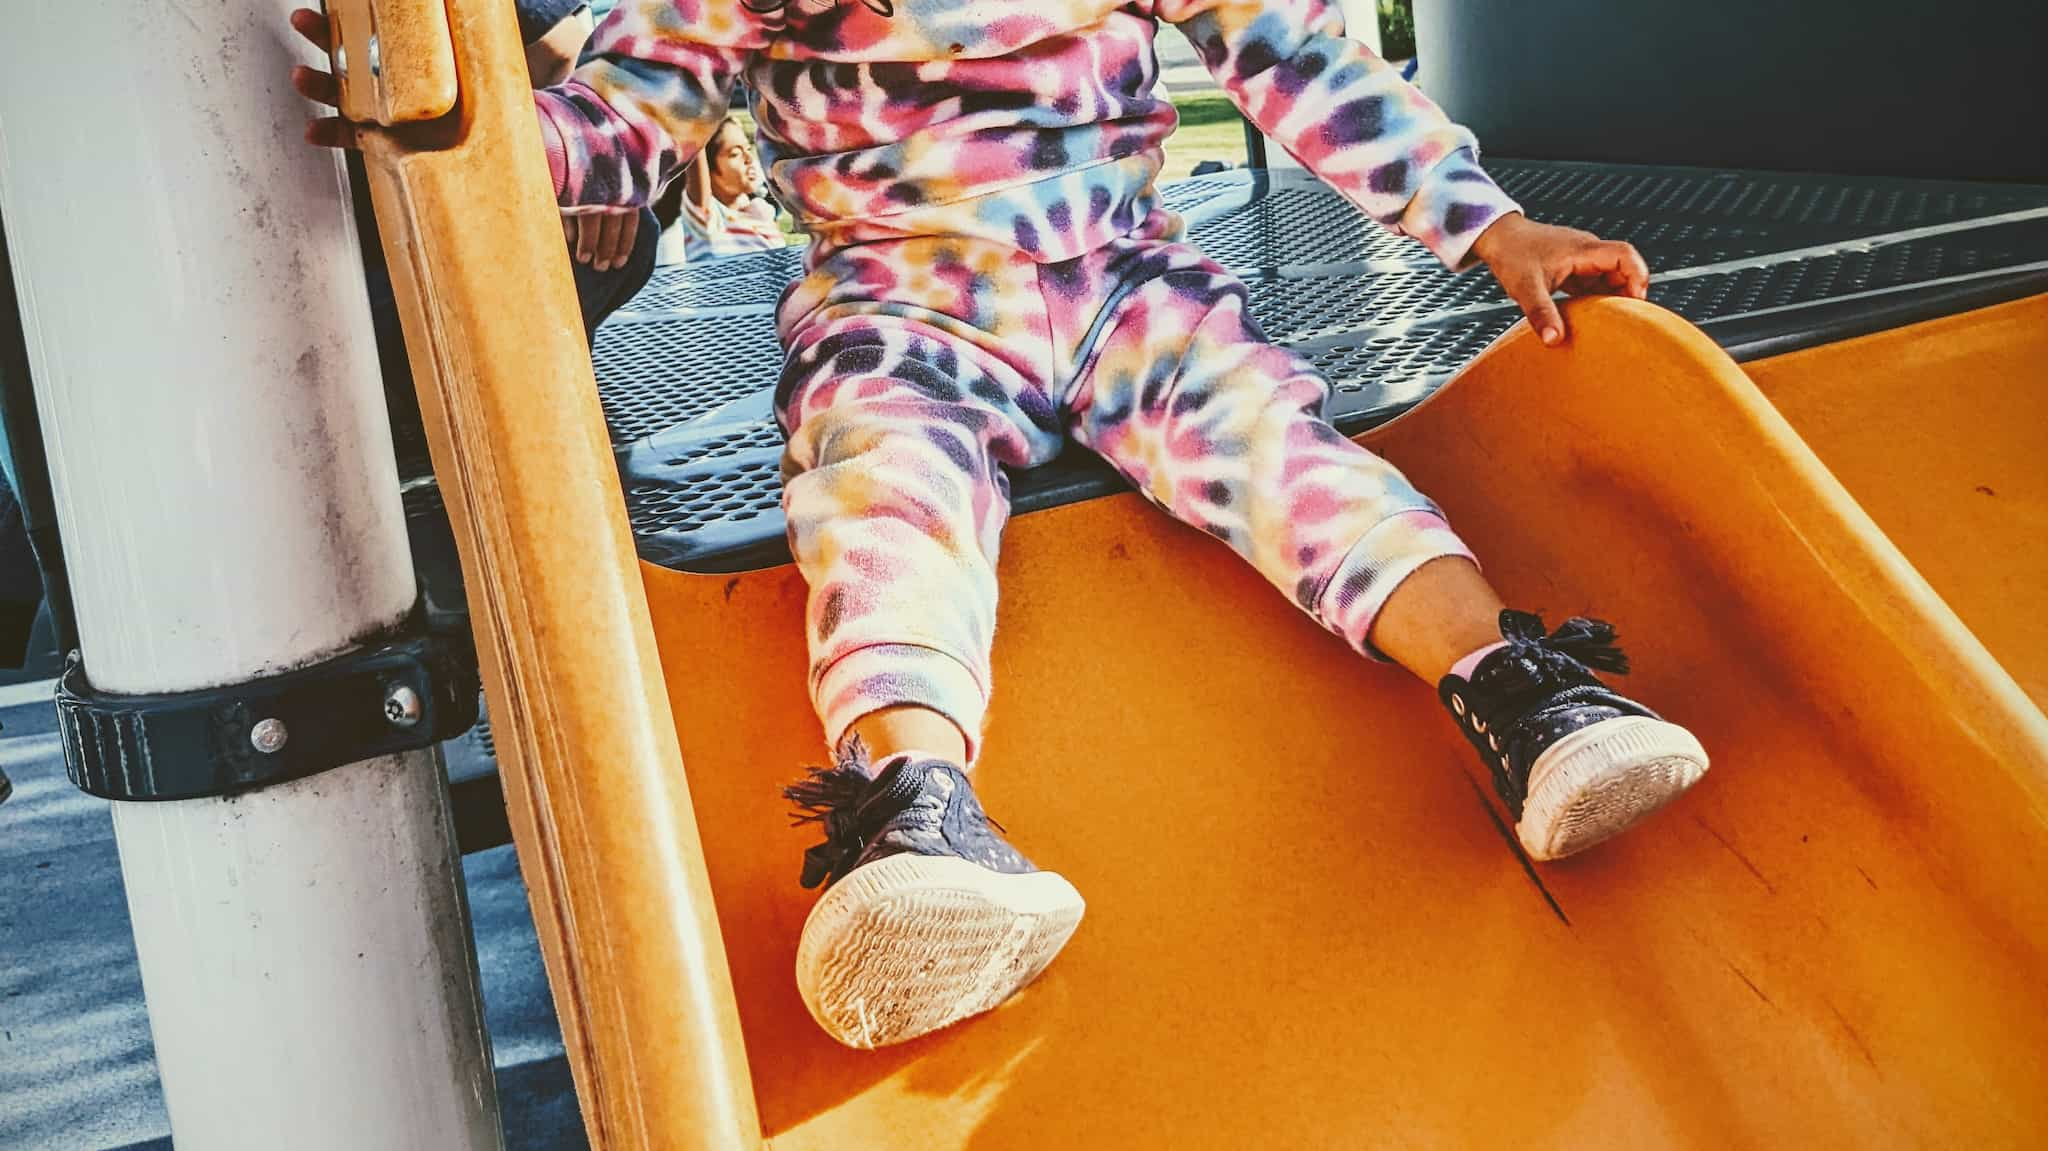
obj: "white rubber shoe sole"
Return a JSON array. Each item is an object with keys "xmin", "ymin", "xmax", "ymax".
[
  {"xmin": 795, "ymin": 852, "xmax": 1086, "ymax": 1049},
  {"xmin": 1515, "ymin": 715, "xmax": 1709, "ymax": 861}
]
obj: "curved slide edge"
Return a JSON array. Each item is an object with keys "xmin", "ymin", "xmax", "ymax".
[
  {"xmin": 1743, "ymin": 293, "xmax": 2048, "ymax": 711},
  {"xmin": 1367, "ymin": 297, "xmax": 2048, "ymax": 930}
]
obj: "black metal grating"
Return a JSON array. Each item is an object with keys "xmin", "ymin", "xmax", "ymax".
[
  {"xmin": 1312, "ymin": 316, "xmax": 1521, "ymax": 412},
  {"xmin": 614, "ymin": 246, "xmax": 804, "ymax": 313},
  {"xmin": 1649, "ymin": 225, "xmax": 2048, "ymax": 321},
  {"xmin": 655, "ymin": 421, "xmax": 788, "ymax": 463},
  {"xmin": 1157, "ymin": 173, "xmax": 1262, "ymax": 221},
  {"xmin": 1189, "ymin": 185, "xmax": 1428, "ymax": 269},
  {"xmin": 591, "ymin": 310, "xmax": 782, "ymax": 443},
  {"xmin": 1492, "ymin": 163, "xmax": 2048, "ymax": 230},
  {"xmin": 1495, "ymin": 163, "xmax": 2048, "ymax": 269},
  {"xmin": 1520, "ymin": 214, "xmax": 1787, "ymax": 267},
  {"xmin": 623, "ymin": 458, "xmax": 783, "ymax": 539},
  {"xmin": 592, "ymin": 160, "xmax": 2048, "ymax": 572},
  {"xmin": 1246, "ymin": 268, "xmax": 1504, "ymax": 344}
]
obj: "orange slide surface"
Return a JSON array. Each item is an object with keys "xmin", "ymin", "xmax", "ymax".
[
  {"xmin": 640, "ymin": 298, "xmax": 2048, "ymax": 1149},
  {"xmin": 1747, "ymin": 294, "xmax": 2048, "ymax": 710}
]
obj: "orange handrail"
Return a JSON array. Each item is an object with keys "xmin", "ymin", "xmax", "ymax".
[{"xmin": 328, "ymin": 0, "xmax": 764, "ymax": 1146}]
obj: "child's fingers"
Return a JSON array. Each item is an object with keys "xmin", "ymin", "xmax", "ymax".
[
  {"xmin": 289, "ymin": 9, "xmax": 352, "ymax": 152},
  {"xmin": 593, "ymin": 212, "xmax": 625, "ymax": 271},
  {"xmin": 1614, "ymin": 267, "xmax": 1650, "ymax": 301},
  {"xmin": 304, "ymin": 116, "xmax": 359, "ymax": 150},
  {"xmin": 1501, "ymin": 268, "xmax": 1566, "ymax": 346},
  {"xmin": 291, "ymin": 65, "xmax": 340, "ymax": 108},
  {"xmin": 1563, "ymin": 241, "xmax": 1649, "ymax": 298},
  {"xmin": 1612, "ymin": 241, "xmax": 1651, "ymax": 298},
  {"xmin": 572, "ymin": 216, "xmax": 601, "ymax": 265},
  {"xmin": 1527, "ymin": 292, "xmax": 1566, "ymax": 346},
  {"xmin": 614, "ymin": 212, "xmax": 638, "ymax": 268},
  {"xmin": 289, "ymin": 8, "xmax": 334, "ymax": 51},
  {"xmin": 1561, "ymin": 269, "xmax": 1629, "ymax": 298},
  {"xmin": 605, "ymin": 211, "xmax": 640, "ymax": 270}
]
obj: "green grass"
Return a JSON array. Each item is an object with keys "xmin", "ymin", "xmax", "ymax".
[
  {"xmin": 1378, "ymin": 0, "xmax": 1417, "ymax": 61},
  {"xmin": 1162, "ymin": 91, "xmax": 1253, "ymax": 180}
]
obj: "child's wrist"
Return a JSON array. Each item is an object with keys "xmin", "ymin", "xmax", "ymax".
[{"xmin": 1467, "ymin": 210, "xmax": 1529, "ymax": 265}]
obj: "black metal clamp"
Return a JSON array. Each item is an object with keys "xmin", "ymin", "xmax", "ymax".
[{"xmin": 57, "ymin": 618, "xmax": 480, "ymax": 802}]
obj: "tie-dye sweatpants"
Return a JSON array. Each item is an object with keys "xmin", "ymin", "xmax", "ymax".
[{"xmin": 777, "ymin": 211, "xmax": 1472, "ymax": 756}]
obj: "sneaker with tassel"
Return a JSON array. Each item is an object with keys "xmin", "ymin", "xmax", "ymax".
[
  {"xmin": 1441, "ymin": 610, "xmax": 1709, "ymax": 861},
  {"xmin": 783, "ymin": 740, "xmax": 1085, "ymax": 1049}
]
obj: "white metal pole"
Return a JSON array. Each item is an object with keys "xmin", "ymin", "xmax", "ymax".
[{"xmin": 0, "ymin": 1, "xmax": 502, "ymax": 1148}]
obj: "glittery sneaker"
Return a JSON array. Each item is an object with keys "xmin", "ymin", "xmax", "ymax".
[
  {"xmin": 783, "ymin": 741, "xmax": 1085, "ymax": 1049},
  {"xmin": 1441, "ymin": 610, "xmax": 1709, "ymax": 861}
]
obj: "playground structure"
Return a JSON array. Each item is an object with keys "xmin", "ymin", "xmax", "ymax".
[{"xmin": 1, "ymin": 0, "xmax": 2046, "ymax": 1147}]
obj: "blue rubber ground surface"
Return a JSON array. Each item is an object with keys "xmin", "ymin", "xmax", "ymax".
[{"xmin": 0, "ymin": 684, "xmax": 589, "ymax": 1150}]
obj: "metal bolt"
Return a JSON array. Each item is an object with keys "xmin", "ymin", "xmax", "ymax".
[
  {"xmin": 383, "ymin": 683, "xmax": 423, "ymax": 728},
  {"xmin": 366, "ymin": 36, "xmax": 381, "ymax": 78},
  {"xmin": 250, "ymin": 718, "xmax": 289, "ymax": 755},
  {"xmin": 332, "ymin": 44, "xmax": 347, "ymax": 79}
]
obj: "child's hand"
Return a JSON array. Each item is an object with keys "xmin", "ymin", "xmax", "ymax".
[
  {"xmin": 1469, "ymin": 214, "xmax": 1650, "ymax": 347},
  {"xmin": 564, "ymin": 209, "xmax": 641, "ymax": 271},
  {"xmin": 286, "ymin": 9, "xmax": 456, "ymax": 151},
  {"xmin": 287, "ymin": 9, "xmax": 359, "ymax": 149}
]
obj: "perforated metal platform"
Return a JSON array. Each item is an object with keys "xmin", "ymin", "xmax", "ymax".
[{"xmin": 593, "ymin": 161, "xmax": 2048, "ymax": 573}]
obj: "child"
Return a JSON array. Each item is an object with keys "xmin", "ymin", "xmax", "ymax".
[
  {"xmin": 654, "ymin": 117, "xmax": 786, "ymax": 263},
  {"xmin": 295, "ymin": 0, "xmax": 1707, "ymax": 1051}
]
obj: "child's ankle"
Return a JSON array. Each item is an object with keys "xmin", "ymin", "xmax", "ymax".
[
  {"xmin": 841, "ymin": 707, "xmax": 972, "ymax": 772},
  {"xmin": 1448, "ymin": 640, "xmax": 1509, "ymax": 682}
]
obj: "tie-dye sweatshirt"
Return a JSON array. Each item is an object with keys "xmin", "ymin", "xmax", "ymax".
[{"xmin": 535, "ymin": 0, "xmax": 1522, "ymax": 269}]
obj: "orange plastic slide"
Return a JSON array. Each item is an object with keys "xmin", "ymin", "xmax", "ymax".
[
  {"xmin": 641, "ymin": 298, "xmax": 2048, "ymax": 1148},
  {"xmin": 342, "ymin": 0, "xmax": 2048, "ymax": 1138},
  {"xmin": 1746, "ymin": 294, "xmax": 2048, "ymax": 710}
]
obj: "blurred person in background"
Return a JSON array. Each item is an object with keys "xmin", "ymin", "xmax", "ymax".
[{"xmin": 654, "ymin": 116, "xmax": 785, "ymax": 264}]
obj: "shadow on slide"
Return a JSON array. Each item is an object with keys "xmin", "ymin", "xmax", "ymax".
[{"xmin": 640, "ymin": 297, "xmax": 2048, "ymax": 1147}]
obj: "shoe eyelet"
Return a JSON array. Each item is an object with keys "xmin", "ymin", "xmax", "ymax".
[
  {"xmin": 1473, "ymin": 718, "xmax": 1487, "ymax": 734},
  {"xmin": 1451, "ymin": 695, "xmax": 1466, "ymax": 716},
  {"xmin": 1488, "ymin": 733, "xmax": 1500, "ymax": 752}
]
